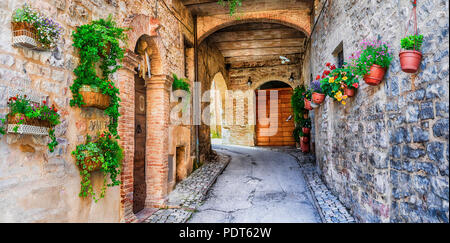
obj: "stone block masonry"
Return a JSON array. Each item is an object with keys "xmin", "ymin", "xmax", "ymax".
[{"xmin": 302, "ymin": 0, "xmax": 449, "ymax": 223}]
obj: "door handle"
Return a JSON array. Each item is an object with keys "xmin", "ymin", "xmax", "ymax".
[{"xmin": 136, "ymin": 124, "xmax": 142, "ymax": 134}]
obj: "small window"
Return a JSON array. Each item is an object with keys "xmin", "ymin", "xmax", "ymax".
[
  {"xmin": 332, "ymin": 41, "xmax": 344, "ymax": 68},
  {"xmin": 337, "ymin": 50, "xmax": 344, "ymax": 68}
]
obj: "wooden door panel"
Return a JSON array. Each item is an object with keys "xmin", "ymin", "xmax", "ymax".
[{"xmin": 256, "ymin": 87, "xmax": 295, "ymax": 146}]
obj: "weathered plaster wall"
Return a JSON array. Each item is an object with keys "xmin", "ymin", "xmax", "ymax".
[
  {"xmin": 304, "ymin": 0, "xmax": 449, "ymax": 222},
  {"xmin": 0, "ymin": 0, "xmax": 194, "ymax": 222}
]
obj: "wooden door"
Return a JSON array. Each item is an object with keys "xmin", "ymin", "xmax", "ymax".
[
  {"xmin": 256, "ymin": 87, "xmax": 295, "ymax": 146},
  {"xmin": 133, "ymin": 75, "xmax": 147, "ymax": 214}
]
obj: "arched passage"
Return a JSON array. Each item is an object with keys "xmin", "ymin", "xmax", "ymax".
[{"xmin": 209, "ymin": 72, "xmax": 227, "ymax": 144}]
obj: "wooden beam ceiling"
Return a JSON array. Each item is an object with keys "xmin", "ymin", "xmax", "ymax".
[{"xmin": 207, "ymin": 23, "xmax": 306, "ymax": 64}]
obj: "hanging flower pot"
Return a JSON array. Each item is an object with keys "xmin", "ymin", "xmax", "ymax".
[
  {"xmin": 304, "ymin": 98, "xmax": 313, "ymax": 110},
  {"xmin": 399, "ymin": 2, "xmax": 423, "ymax": 74},
  {"xmin": 312, "ymin": 92, "xmax": 325, "ymax": 104},
  {"xmin": 301, "ymin": 136, "xmax": 309, "ymax": 143},
  {"xmin": 79, "ymin": 85, "xmax": 110, "ymax": 110},
  {"xmin": 364, "ymin": 64, "xmax": 386, "ymax": 86},
  {"xmin": 302, "ymin": 127, "xmax": 310, "ymax": 134},
  {"xmin": 300, "ymin": 140, "xmax": 309, "ymax": 153},
  {"xmin": 303, "ymin": 113, "xmax": 309, "ymax": 119},
  {"xmin": 399, "ymin": 51, "xmax": 422, "ymax": 73},
  {"xmin": 343, "ymin": 84, "xmax": 356, "ymax": 97}
]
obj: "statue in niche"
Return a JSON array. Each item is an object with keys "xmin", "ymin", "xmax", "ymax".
[{"xmin": 136, "ymin": 39, "xmax": 152, "ymax": 79}]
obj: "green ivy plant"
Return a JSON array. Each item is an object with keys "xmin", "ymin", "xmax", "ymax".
[
  {"xmin": 218, "ymin": 0, "xmax": 243, "ymax": 16},
  {"xmin": 72, "ymin": 132, "xmax": 123, "ymax": 202},
  {"xmin": 70, "ymin": 15, "xmax": 127, "ymax": 138},
  {"xmin": 401, "ymin": 34, "xmax": 423, "ymax": 51}
]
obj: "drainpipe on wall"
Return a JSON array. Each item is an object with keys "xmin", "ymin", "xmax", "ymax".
[{"xmin": 194, "ymin": 15, "xmax": 200, "ymax": 166}]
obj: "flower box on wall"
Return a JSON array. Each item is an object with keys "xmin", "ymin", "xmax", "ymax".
[
  {"xmin": 11, "ymin": 4, "xmax": 61, "ymax": 51},
  {"xmin": 6, "ymin": 114, "xmax": 50, "ymax": 136}
]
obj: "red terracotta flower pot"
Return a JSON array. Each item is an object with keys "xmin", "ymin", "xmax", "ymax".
[
  {"xmin": 399, "ymin": 50, "xmax": 422, "ymax": 73},
  {"xmin": 312, "ymin": 92, "xmax": 325, "ymax": 104},
  {"xmin": 301, "ymin": 136, "xmax": 309, "ymax": 143},
  {"xmin": 364, "ymin": 64, "xmax": 386, "ymax": 86},
  {"xmin": 302, "ymin": 127, "xmax": 310, "ymax": 134},
  {"xmin": 343, "ymin": 84, "xmax": 356, "ymax": 97},
  {"xmin": 304, "ymin": 98, "xmax": 313, "ymax": 110},
  {"xmin": 300, "ymin": 140, "xmax": 309, "ymax": 153}
]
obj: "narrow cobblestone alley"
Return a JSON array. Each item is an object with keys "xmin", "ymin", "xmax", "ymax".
[{"xmin": 188, "ymin": 146, "xmax": 321, "ymax": 223}]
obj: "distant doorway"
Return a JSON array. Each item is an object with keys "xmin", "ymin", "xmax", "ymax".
[{"xmin": 255, "ymin": 81, "xmax": 295, "ymax": 146}]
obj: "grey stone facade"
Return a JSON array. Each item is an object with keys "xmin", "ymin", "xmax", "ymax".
[{"xmin": 303, "ymin": 0, "xmax": 449, "ymax": 222}]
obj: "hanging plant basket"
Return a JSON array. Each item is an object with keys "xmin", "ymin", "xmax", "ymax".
[
  {"xmin": 79, "ymin": 85, "xmax": 110, "ymax": 110},
  {"xmin": 304, "ymin": 98, "xmax": 313, "ymax": 110},
  {"xmin": 312, "ymin": 92, "xmax": 325, "ymax": 104},
  {"xmin": 364, "ymin": 64, "xmax": 386, "ymax": 86},
  {"xmin": 76, "ymin": 155, "xmax": 103, "ymax": 173},
  {"xmin": 6, "ymin": 113, "xmax": 50, "ymax": 135},
  {"xmin": 11, "ymin": 22, "xmax": 48, "ymax": 51},
  {"xmin": 399, "ymin": 1, "xmax": 422, "ymax": 74}
]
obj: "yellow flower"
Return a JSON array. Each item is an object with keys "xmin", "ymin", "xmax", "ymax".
[
  {"xmin": 342, "ymin": 76, "xmax": 348, "ymax": 81},
  {"xmin": 329, "ymin": 77, "xmax": 335, "ymax": 83},
  {"xmin": 343, "ymin": 95, "xmax": 348, "ymax": 100},
  {"xmin": 342, "ymin": 101, "xmax": 346, "ymax": 105}
]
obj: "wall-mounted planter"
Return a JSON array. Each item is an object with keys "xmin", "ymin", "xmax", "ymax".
[
  {"xmin": 302, "ymin": 127, "xmax": 310, "ymax": 134},
  {"xmin": 6, "ymin": 114, "xmax": 50, "ymax": 135},
  {"xmin": 11, "ymin": 22, "xmax": 48, "ymax": 51},
  {"xmin": 364, "ymin": 64, "xmax": 386, "ymax": 86},
  {"xmin": 304, "ymin": 98, "xmax": 313, "ymax": 110},
  {"xmin": 79, "ymin": 85, "xmax": 110, "ymax": 110},
  {"xmin": 399, "ymin": 50, "xmax": 422, "ymax": 73},
  {"xmin": 312, "ymin": 92, "xmax": 325, "ymax": 104},
  {"xmin": 300, "ymin": 140, "xmax": 309, "ymax": 153}
]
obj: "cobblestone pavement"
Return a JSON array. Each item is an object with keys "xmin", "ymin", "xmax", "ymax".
[
  {"xmin": 272, "ymin": 148, "xmax": 357, "ymax": 223},
  {"xmin": 144, "ymin": 153, "xmax": 230, "ymax": 223}
]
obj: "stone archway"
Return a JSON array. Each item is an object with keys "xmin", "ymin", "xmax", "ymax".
[{"xmin": 210, "ymin": 72, "xmax": 227, "ymax": 144}]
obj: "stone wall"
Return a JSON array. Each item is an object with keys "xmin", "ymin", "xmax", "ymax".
[
  {"xmin": 303, "ymin": 0, "xmax": 449, "ymax": 222},
  {"xmin": 0, "ymin": 0, "xmax": 194, "ymax": 222}
]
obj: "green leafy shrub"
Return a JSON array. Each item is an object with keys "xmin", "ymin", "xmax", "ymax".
[
  {"xmin": 401, "ymin": 34, "xmax": 424, "ymax": 50},
  {"xmin": 172, "ymin": 74, "xmax": 191, "ymax": 93}
]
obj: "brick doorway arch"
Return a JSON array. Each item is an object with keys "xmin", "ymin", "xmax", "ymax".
[{"xmin": 118, "ymin": 14, "xmax": 171, "ymax": 223}]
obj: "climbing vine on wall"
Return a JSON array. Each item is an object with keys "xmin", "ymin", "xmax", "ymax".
[
  {"xmin": 70, "ymin": 15, "xmax": 128, "ymax": 138},
  {"xmin": 218, "ymin": 0, "xmax": 243, "ymax": 16}
]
